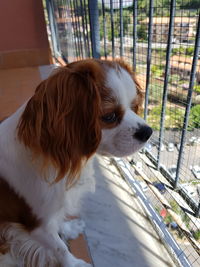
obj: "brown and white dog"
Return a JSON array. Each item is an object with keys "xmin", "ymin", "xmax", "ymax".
[{"xmin": 0, "ymin": 59, "xmax": 152, "ymax": 266}]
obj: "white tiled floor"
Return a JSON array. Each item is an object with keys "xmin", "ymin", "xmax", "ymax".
[{"xmin": 81, "ymin": 156, "xmax": 175, "ymax": 267}]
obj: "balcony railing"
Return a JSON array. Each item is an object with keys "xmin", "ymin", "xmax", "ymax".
[{"xmin": 45, "ymin": 0, "xmax": 200, "ymax": 266}]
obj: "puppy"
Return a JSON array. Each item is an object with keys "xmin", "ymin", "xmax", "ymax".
[{"xmin": 0, "ymin": 59, "xmax": 152, "ymax": 266}]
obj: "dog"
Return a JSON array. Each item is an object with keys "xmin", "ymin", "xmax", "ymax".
[{"xmin": 0, "ymin": 59, "xmax": 152, "ymax": 266}]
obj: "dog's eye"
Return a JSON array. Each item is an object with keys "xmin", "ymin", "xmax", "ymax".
[{"xmin": 101, "ymin": 112, "xmax": 117, "ymax": 123}]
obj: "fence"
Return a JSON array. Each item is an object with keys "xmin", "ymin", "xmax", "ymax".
[{"xmin": 45, "ymin": 0, "xmax": 200, "ymax": 266}]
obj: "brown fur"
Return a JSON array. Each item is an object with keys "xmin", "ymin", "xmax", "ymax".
[{"xmin": 0, "ymin": 177, "xmax": 40, "ymax": 231}]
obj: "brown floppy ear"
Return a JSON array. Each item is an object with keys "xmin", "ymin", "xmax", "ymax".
[{"xmin": 17, "ymin": 60, "xmax": 103, "ymax": 184}]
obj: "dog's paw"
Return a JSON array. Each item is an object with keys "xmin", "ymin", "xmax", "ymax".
[{"xmin": 60, "ymin": 219, "xmax": 86, "ymax": 240}]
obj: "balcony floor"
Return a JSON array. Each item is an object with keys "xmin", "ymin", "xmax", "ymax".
[{"xmin": 81, "ymin": 156, "xmax": 174, "ymax": 267}]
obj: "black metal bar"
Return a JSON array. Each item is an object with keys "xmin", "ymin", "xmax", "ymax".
[
  {"xmin": 88, "ymin": 0, "xmax": 100, "ymax": 58},
  {"xmin": 69, "ymin": 0, "xmax": 79, "ymax": 59},
  {"xmin": 157, "ymin": 0, "xmax": 176, "ymax": 168},
  {"xmin": 83, "ymin": 0, "xmax": 91, "ymax": 57},
  {"xmin": 63, "ymin": 0, "xmax": 73, "ymax": 62},
  {"xmin": 102, "ymin": 0, "xmax": 107, "ymax": 58},
  {"xmin": 132, "ymin": 0, "xmax": 138, "ymax": 71},
  {"xmin": 72, "ymin": 0, "xmax": 79, "ymax": 57},
  {"xmin": 196, "ymin": 201, "xmax": 200, "ymax": 218},
  {"xmin": 144, "ymin": 0, "xmax": 154, "ymax": 121},
  {"xmin": 80, "ymin": 0, "xmax": 88, "ymax": 57},
  {"xmin": 74, "ymin": 0, "xmax": 84, "ymax": 58},
  {"xmin": 61, "ymin": 0, "xmax": 68, "ymax": 60},
  {"xmin": 175, "ymin": 13, "xmax": 200, "ymax": 195},
  {"xmin": 46, "ymin": 0, "xmax": 61, "ymax": 58},
  {"xmin": 77, "ymin": 0, "xmax": 85, "ymax": 58},
  {"xmin": 110, "ymin": 0, "xmax": 115, "ymax": 58},
  {"xmin": 119, "ymin": 0, "xmax": 123, "ymax": 57}
]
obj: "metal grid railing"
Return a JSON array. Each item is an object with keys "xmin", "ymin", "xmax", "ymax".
[{"xmin": 45, "ymin": 0, "xmax": 200, "ymax": 265}]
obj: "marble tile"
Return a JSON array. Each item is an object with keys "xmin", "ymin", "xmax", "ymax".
[{"xmin": 81, "ymin": 156, "xmax": 175, "ymax": 267}]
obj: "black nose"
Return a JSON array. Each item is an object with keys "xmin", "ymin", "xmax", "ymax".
[{"xmin": 134, "ymin": 125, "xmax": 153, "ymax": 142}]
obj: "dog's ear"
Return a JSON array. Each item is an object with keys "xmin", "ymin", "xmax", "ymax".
[{"xmin": 18, "ymin": 60, "xmax": 103, "ymax": 184}]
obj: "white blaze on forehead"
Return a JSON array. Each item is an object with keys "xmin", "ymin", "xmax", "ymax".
[{"xmin": 105, "ymin": 66, "xmax": 137, "ymax": 107}]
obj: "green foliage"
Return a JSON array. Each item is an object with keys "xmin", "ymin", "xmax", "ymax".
[
  {"xmin": 147, "ymin": 108, "xmax": 161, "ymax": 130},
  {"xmin": 148, "ymin": 83, "xmax": 163, "ymax": 104},
  {"xmin": 148, "ymin": 105, "xmax": 185, "ymax": 130},
  {"xmin": 99, "ymin": 10, "xmax": 131, "ymax": 41},
  {"xmin": 171, "ymin": 47, "xmax": 183, "ymax": 55},
  {"xmin": 194, "ymin": 84, "xmax": 200, "ymax": 94},
  {"xmin": 137, "ymin": 24, "xmax": 147, "ymax": 41},
  {"xmin": 168, "ymin": 74, "xmax": 180, "ymax": 84},
  {"xmin": 170, "ymin": 200, "xmax": 181, "ymax": 214},
  {"xmin": 125, "ymin": 0, "xmax": 198, "ymax": 14},
  {"xmin": 193, "ymin": 230, "xmax": 200, "ymax": 240},
  {"xmin": 137, "ymin": 0, "xmax": 168, "ymax": 14},
  {"xmin": 171, "ymin": 46, "xmax": 194, "ymax": 56},
  {"xmin": 151, "ymin": 65, "xmax": 164, "ymax": 77},
  {"xmin": 189, "ymin": 104, "xmax": 200, "ymax": 129},
  {"xmin": 182, "ymin": 0, "xmax": 200, "ymax": 9},
  {"xmin": 186, "ymin": 47, "xmax": 195, "ymax": 56},
  {"xmin": 153, "ymin": 48, "xmax": 166, "ymax": 59},
  {"xmin": 138, "ymin": 0, "xmax": 149, "ymax": 10},
  {"xmin": 182, "ymin": 214, "xmax": 190, "ymax": 228},
  {"xmin": 164, "ymin": 214, "xmax": 173, "ymax": 224}
]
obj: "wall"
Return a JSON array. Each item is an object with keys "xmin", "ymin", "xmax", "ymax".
[{"xmin": 0, "ymin": 0, "xmax": 51, "ymax": 68}]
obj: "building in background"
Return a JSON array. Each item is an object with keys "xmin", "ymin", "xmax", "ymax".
[
  {"xmin": 170, "ymin": 55, "xmax": 200, "ymax": 83},
  {"xmin": 141, "ymin": 17, "xmax": 197, "ymax": 43}
]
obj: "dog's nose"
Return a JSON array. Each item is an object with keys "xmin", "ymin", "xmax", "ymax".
[{"xmin": 134, "ymin": 125, "xmax": 153, "ymax": 142}]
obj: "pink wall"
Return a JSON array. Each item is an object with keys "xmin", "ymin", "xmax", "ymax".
[{"xmin": 0, "ymin": 0, "xmax": 49, "ymax": 51}]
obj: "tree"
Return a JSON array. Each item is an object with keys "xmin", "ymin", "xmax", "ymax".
[
  {"xmin": 171, "ymin": 46, "xmax": 194, "ymax": 57},
  {"xmin": 126, "ymin": 0, "xmax": 165, "ymax": 14},
  {"xmin": 186, "ymin": 47, "xmax": 194, "ymax": 56},
  {"xmin": 151, "ymin": 65, "xmax": 164, "ymax": 77},
  {"xmin": 137, "ymin": 24, "xmax": 147, "ymax": 41},
  {"xmin": 182, "ymin": 0, "xmax": 200, "ymax": 9},
  {"xmin": 168, "ymin": 74, "xmax": 180, "ymax": 84},
  {"xmin": 194, "ymin": 85, "xmax": 200, "ymax": 94},
  {"xmin": 99, "ymin": 10, "xmax": 131, "ymax": 41},
  {"xmin": 148, "ymin": 105, "xmax": 185, "ymax": 130},
  {"xmin": 189, "ymin": 104, "xmax": 200, "ymax": 129},
  {"xmin": 193, "ymin": 230, "xmax": 200, "ymax": 241}
]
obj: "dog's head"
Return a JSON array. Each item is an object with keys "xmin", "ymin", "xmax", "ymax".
[{"xmin": 17, "ymin": 59, "xmax": 152, "ymax": 183}]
